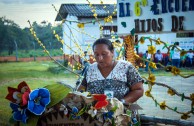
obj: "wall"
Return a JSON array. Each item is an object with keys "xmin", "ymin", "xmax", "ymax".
[
  {"xmin": 0, "ymin": 56, "xmax": 63, "ymax": 62},
  {"xmin": 62, "ymin": 15, "xmax": 117, "ymax": 55},
  {"xmin": 117, "ymin": 0, "xmax": 194, "ymax": 34},
  {"xmin": 117, "ymin": 0, "xmax": 194, "ymax": 53}
]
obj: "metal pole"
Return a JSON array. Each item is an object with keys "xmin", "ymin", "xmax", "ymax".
[
  {"xmin": 32, "ymin": 41, "xmax": 36, "ymax": 61},
  {"xmin": 14, "ymin": 40, "xmax": 18, "ymax": 62}
]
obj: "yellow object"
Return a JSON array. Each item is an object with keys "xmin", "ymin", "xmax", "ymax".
[{"xmin": 134, "ymin": 2, "xmax": 141, "ymax": 16}]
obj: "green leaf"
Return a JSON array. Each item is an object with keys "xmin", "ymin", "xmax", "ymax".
[
  {"xmin": 121, "ymin": 22, "xmax": 127, "ymax": 28},
  {"xmin": 77, "ymin": 105, "xmax": 88, "ymax": 116},
  {"xmin": 130, "ymin": 28, "xmax": 135, "ymax": 36},
  {"xmin": 155, "ymin": 100, "xmax": 157, "ymax": 107},
  {"xmin": 126, "ymin": 109, "xmax": 132, "ymax": 115},
  {"xmin": 111, "ymin": 106, "xmax": 118, "ymax": 112},
  {"xmin": 144, "ymin": 81, "xmax": 148, "ymax": 84},
  {"xmin": 174, "ymin": 107, "xmax": 177, "ymax": 111},
  {"xmin": 144, "ymin": 37, "xmax": 150, "ymax": 40},
  {"xmin": 112, "ymin": 118, "xmax": 116, "ymax": 126},
  {"xmin": 162, "ymin": 43, "xmax": 168, "ymax": 49},
  {"xmin": 45, "ymin": 84, "xmax": 72, "ymax": 108},
  {"xmin": 134, "ymin": 45, "xmax": 139, "ymax": 48},
  {"xmin": 181, "ymin": 93, "xmax": 185, "ymax": 101},
  {"xmin": 92, "ymin": 20, "xmax": 95, "ymax": 25},
  {"xmin": 192, "ymin": 107, "xmax": 194, "ymax": 114}
]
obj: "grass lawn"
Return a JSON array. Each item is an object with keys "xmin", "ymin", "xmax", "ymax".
[
  {"xmin": 0, "ymin": 61, "xmax": 193, "ymax": 125},
  {"xmin": 0, "ymin": 61, "xmax": 77, "ymax": 125}
]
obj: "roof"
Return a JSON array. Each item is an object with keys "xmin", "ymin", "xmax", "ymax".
[{"xmin": 55, "ymin": 4, "xmax": 116, "ymax": 21}]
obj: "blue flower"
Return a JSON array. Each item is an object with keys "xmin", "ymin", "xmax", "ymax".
[
  {"xmin": 103, "ymin": 111, "xmax": 114, "ymax": 120},
  {"xmin": 28, "ymin": 88, "xmax": 50, "ymax": 115},
  {"xmin": 70, "ymin": 107, "xmax": 80, "ymax": 119},
  {"xmin": 10, "ymin": 103, "xmax": 28, "ymax": 123}
]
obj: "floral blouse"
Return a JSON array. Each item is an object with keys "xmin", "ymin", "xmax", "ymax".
[{"xmin": 81, "ymin": 60, "xmax": 144, "ymax": 100}]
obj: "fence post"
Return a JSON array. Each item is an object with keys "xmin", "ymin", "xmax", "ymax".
[
  {"xmin": 14, "ymin": 40, "xmax": 18, "ymax": 62},
  {"xmin": 32, "ymin": 41, "xmax": 36, "ymax": 61}
]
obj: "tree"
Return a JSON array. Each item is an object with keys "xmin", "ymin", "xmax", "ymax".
[
  {"xmin": 0, "ymin": 17, "xmax": 63, "ymax": 56},
  {"xmin": 31, "ymin": 21, "xmax": 63, "ymax": 50},
  {"xmin": 0, "ymin": 17, "xmax": 32, "ymax": 55}
]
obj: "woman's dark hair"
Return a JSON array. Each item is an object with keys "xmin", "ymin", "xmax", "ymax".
[{"xmin": 92, "ymin": 38, "xmax": 114, "ymax": 51}]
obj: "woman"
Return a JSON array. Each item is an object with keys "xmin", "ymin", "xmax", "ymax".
[{"xmin": 78, "ymin": 38, "xmax": 144, "ymax": 104}]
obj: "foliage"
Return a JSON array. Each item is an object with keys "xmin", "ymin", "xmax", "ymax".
[
  {"xmin": 0, "ymin": 49, "xmax": 63, "ymax": 57},
  {"xmin": 63, "ymin": 59, "xmax": 68, "ymax": 67},
  {"xmin": 31, "ymin": 21, "xmax": 63, "ymax": 50},
  {"xmin": 47, "ymin": 59, "xmax": 70, "ymax": 74},
  {"xmin": 0, "ymin": 17, "xmax": 32, "ymax": 55},
  {"xmin": 47, "ymin": 65, "xmax": 65, "ymax": 74},
  {"xmin": 0, "ymin": 17, "xmax": 63, "ymax": 56}
]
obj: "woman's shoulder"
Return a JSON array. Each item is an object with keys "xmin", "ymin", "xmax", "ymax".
[
  {"xmin": 87, "ymin": 62, "xmax": 98, "ymax": 70},
  {"xmin": 117, "ymin": 60, "xmax": 132, "ymax": 65},
  {"xmin": 116, "ymin": 60, "xmax": 133, "ymax": 69}
]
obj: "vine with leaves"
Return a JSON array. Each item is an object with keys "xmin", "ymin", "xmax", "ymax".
[
  {"xmin": 135, "ymin": 36, "xmax": 194, "ymax": 120},
  {"xmin": 28, "ymin": 0, "xmax": 194, "ymax": 121}
]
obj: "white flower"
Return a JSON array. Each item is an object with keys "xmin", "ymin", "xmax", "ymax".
[
  {"xmin": 59, "ymin": 104, "xmax": 66, "ymax": 111},
  {"xmin": 88, "ymin": 107, "xmax": 97, "ymax": 117}
]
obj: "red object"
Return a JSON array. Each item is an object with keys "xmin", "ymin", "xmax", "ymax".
[
  {"xmin": 93, "ymin": 94, "xmax": 107, "ymax": 101},
  {"xmin": 94, "ymin": 100, "xmax": 109, "ymax": 109},
  {"xmin": 5, "ymin": 81, "xmax": 31, "ymax": 106},
  {"xmin": 93, "ymin": 94, "xmax": 108, "ymax": 109}
]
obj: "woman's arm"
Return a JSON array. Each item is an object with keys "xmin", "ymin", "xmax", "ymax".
[
  {"xmin": 123, "ymin": 82, "xmax": 144, "ymax": 103},
  {"xmin": 77, "ymin": 75, "xmax": 87, "ymax": 92},
  {"xmin": 77, "ymin": 85, "xmax": 86, "ymax": 91}
]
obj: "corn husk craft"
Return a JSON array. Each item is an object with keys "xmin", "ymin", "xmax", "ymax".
[{"xmin": 5, "ymin": 81, "xmax": 142, "ymax": 126}]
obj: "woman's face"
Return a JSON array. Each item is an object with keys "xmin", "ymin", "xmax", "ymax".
[{"xmin": 93, "ymin": 44, "xmax": 114, "ymax": 68}]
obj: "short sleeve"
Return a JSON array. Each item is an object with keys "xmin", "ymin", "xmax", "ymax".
[
  {"xmin": 80, "ymin": 66, "xmax": 88, "ymax": 88},
  {"xmin": 81, "ymin": 76, "xmax": 87, "ymax": 87},
  {"xmin": 127, "ymin": 64, "xmax": 144, "ymax": 86}
]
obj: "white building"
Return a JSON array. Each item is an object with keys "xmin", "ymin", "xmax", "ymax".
[
  {"xmin": 55, "ymin": 4, "xmax": 117, "ymax": 55},
  {"xmin": 117, "ymin": 0, "xmax": 194, "ymax": 54}
]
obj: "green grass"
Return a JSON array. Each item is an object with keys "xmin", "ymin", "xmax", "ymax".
[
  {"xmin": 0, "ymin": 49, "xmax": 63, "ymax": 58},
  {"xmin": 0, "ymin": 61, "xmax": 77, "ymax": 125}
]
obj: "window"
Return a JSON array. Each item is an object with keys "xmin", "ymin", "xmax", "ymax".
[
  {"xmin": 102, "ymin": 26, "xmax": 117, "ymax": 37},
  {"xmin": 176, "ymin": 32, "xmax": 194, "ymax": 38}
]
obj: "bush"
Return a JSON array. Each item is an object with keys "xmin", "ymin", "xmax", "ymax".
[
  {"xmin": 63, "ymin": 59, "xmax": 68, "ymax": 67},
  {"xmin": 47, "ymin": 66, "xmax": 63, "ymax": 74}
]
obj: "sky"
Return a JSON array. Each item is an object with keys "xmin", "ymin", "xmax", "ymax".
[{"xmin": 0, "ymin": 0, "xmax": 116, "ymax": 28}]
